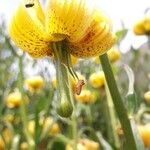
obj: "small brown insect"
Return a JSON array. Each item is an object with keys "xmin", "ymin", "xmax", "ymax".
[
  {"xmin": 75, "ymin": 80, "xmax": 85, "ymax": 95},
  {"xmin": 25, "ymin": 0, "xmax": 34, "ymax": 8},
  {"xmin": 25, "ymin": 3, "xmax": 34, "ymax": 8}
]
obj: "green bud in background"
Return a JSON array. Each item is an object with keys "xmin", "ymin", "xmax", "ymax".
[{"xmin": 57, "ymin": 99, "xmax": 73, "ymax": 118}]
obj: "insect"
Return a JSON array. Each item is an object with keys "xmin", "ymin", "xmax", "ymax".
[
  {"xmin": 25, "ymin": 0, "xmax": 34, "ymax": 8},
  {"xmin": 75, "ymin": 80, "xmax": 85, "ymax": 95},
  {"xmin": 25, "ymin": 3, "xmax": 34, "ymax": 8}
]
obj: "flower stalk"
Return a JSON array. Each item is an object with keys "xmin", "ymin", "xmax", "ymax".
[
  {"xmin": 99, "ymin": 53, "xmax": 137, "ymax": 150},
  {"xmin": 71, "ymin": 115, "xmax": 78, "ymax": 150},
  {"xmin": 105, "ymin": 81, "xmax": 120, "ymax": 148},
  {"xmin": 52, "ymin": 41, "xmax": 74, "ymax": 118},
  {"xmin": 52, "ymin": 41, "xmax": 78, "ymax": 149},
  {"xmin": 18, "ymin": 56, "xmax": 35, "ymax": 150}
]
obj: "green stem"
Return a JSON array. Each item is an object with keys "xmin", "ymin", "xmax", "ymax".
[
  {"xmin": 5, "ymin": 36, "xmax": 19, "ymax": 58},
  {"xmin": 34, "ymin": 99, "xmax": 40, "ymax": 147},
  {"xmin": 71, "ymin": 114, "xmax": 78, "ymax": 150},
  {"xmin": 55, "ymin": 134, "xmax": 70, "ymax": 144},
  {"xmin": 18, "ymin": 56, "xmax": 35, "ymax": 150},
  {"xmin": 100, "ymin": 54, "xmax": 137, "ymax": 150},
  {"xmin": 52, "ymin": 42, "xmax": 74, "ymax": 118},
  {"xmin": 52, "ymin": 42, "xmax": 78, "ymax": 149},
  {"xmin": 85, "ymin": 106, "xmax": 92, "ymax": 125},
  {"xmin": 105, "ymin": 81, "xmax": 120, "ymax": 148}
]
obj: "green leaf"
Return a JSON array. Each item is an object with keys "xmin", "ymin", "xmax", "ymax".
[
  {"xmin": 124, "ymin": 64, "xmax": 137, "ymax": 116},
  {"xmin": 116, "ymin": 29, "xmax": 128, "ymax": 44},
  {"xmin": 126, "ymin": 93, "xmax": 137, "ymax": 116}
]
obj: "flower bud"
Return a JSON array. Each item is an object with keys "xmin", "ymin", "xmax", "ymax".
[{"xmin": 57, "ymin": 100, "xmax": 73, "ymax": 118}]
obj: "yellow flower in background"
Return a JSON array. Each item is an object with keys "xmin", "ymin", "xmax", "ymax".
[
  {"xmin": 20, "ymin": 142, "xmax": 29, "ymax": 150},
  {"xmin": 75, "ymin": 89, "xmax": 96, "ymax": 104},
  {"xmin": 52, "ymin": 77, "xmax": 57, "ymax": 89},
  {"xmin": 28, "ymin": 117, "xmax": 61, "ymax": 136},
  {"xmin": 66, "ymin": 139, "xmax": 99, "ymax": 150},
  {"xmin": 133, "ymin": 19, "xmax": 145, "ymax": 35},
  {"xmin": 49, "ymin": 123, "xmax": 60, "ymax": 135},
  {"xmin": 95, "ymin": 48, "xmax": 121, "ymax": 64},
  {"xmin": 107, "ymin": 48, "xmax": 121, "ymax": 63},
  {"xmin": 133, "ymin": 16, "xmax": 150, "ymax": 35},
  {"xmin": 80, "ymin": 139, "xmax": 99, "ymax": 150},
  {"xmin": 117, "ymin": 124, "xmax": 150, "ymax": 148},
  {"xmin": 89, "ymin": 71, "xmax": 105, "ymax": 88},
  {"xmin": 3, "ymin": 114, "xmax": 14, "ymax": 123},
  {"xmin": 9, "ymin": 0, "xmax": 116, "ymax": 58},
  {"xmin": 138, "ymin": 125, "xmax": 150, "ymax": 148},
  {"xmin": 41, "ymin": 117, "xmax": 61, "ymax": 136},
  {"xmin": 0, "ymin": 136, "xmax": 5, "ymax": 150},
  {"xmin": 25, "ymin": 76, "xmax": 45, "ymax": 92},
  {"xmin": 27, "ymin": 120, "xmax": 35, "ymax": 136},
  {"xmin": 5, "ymin": 91, "xmax": 22, "ymax": 108},
  {"xmin": 144, "ymin": 17, "xmax": 150, "ymax": 32},
  {"xmin": 144, "ymin": 91, "xmax": 150, "ymax": 104},
  {"xmin": 2, "ymin": 128, "xmax": 13, "ymax": 144}
]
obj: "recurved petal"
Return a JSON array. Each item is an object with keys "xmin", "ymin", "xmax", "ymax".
[
  {"xmin": 68, "ymin": 24, "xmax": 116, "ymax": 58},
  {"xmin": 69, "ymin": 33, "xmax": 116, "ymax": 58},
  {"xmin": 68, "ymin": 11, "xmax": 116, "ymax": 58},
  {"xmin": 8, "ymin": 3, "xmax": 52, "ymax": 58},
  {"xmin": 45, "ymin": 0, "xmax": 95, "ymax": 42},
  {"xmin": 23, "ymin": 0, "xmax": 45, "ymax": 25}
]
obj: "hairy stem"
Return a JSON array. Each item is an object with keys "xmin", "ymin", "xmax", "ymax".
[{"xmin": 52, "ymin": 42, "xmax": 78, "ymax": 149}]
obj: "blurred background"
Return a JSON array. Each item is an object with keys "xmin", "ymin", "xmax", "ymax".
[{"xmin": 0, "ymin": 0, "xmax": 150, "ymax": 150}]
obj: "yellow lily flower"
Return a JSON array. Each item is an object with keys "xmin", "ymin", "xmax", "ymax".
[
  {"xmin": 9, "ymin": 0, "xmax": 116, "ymax": 58},
  {"xmin": 9, "ymin": 0, "xmax": 116, "ymax": 118}
]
